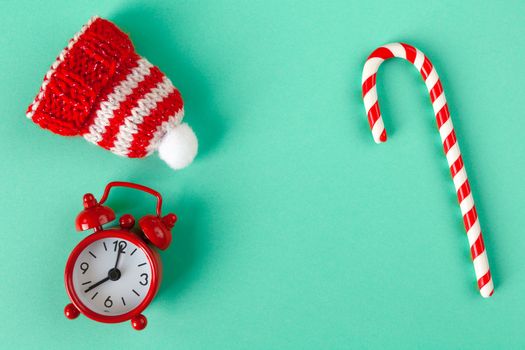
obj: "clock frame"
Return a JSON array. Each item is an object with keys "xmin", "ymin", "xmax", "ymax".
[{"xmin": 65, "ymin": 229, "xmax": 161, "ymax": 325}]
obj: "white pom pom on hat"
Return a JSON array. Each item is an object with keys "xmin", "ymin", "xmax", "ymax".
[
  {"xmin": 158, "ymin": 123, "xmax": 198, "ymax": 170},
  {"xmin": 26, "ymin": 16, "xmax": 198, "ymax": 170}
]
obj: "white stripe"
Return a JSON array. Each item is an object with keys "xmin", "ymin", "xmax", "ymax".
[
  {"xmin": 432, "ymin": 93, "xmax": 447, "ymax": 116},
  {"xmin": 445, "ymin": 142, "xmax": 461, "ymax": 166},
  {"xmin": 479, "ymin": 278, "xmax": 494, "ymax": 298},
  {"xmin": 363, "ymin": 88, "xmax": 378, "ymax": 113},
  {"xmin": 460, "ymin": 193, "xmax": 474, "ymax": 216},
  {"xmin": 146, "ymin": 108, "xmax": 185, "ymax": 155},
  {"xmin": 371, "ymin": 118, "xmax": 385, "ymax": 144},
  {"xmin": 413, "ymin": 49, "xmax": 425, "ymax": 71},
  {"xmin": 473, "ymin": 251, "xmax": 489, "ymax": 281},
  {"xmin": 438, "ymin": 117, "xmax": 453, "ymax": 142},
  {"xmin": 84, "ymin": 58, "xmax": 153, "ymax": 144},
  {"xmin": 362, "ymin": 57, "xmax": 384, "ymax": 83},
  {"xmin": 452, "ymin": 167, "xmax": 467, "ymax": 192},
  {"xmin": 466, "ymin": 219, "xmax": 481, "ymax": 247},
  {"xmin": 383, "ymin": 43, "xmax": 406, "ymax": 59},
  {"xmin": 111, "ymin": 77, "xmax": 175, "ymax": 156},
  {"xmin": 424, "ymin": 68, "xmax": 439, "ymax": 91},
  {"xmin": 27, "ymin": 16, "xmax": 99, "ymax": 120}
]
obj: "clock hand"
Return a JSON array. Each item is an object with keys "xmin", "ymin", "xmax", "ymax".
[
  {"xmin": 114, "ymin": 241, "xmax": 126, "ymax": 269},
  {"xmin": 84, "ymin": 276, "xmax": 110, "ymax": 293},
  {"xmin": 82, "ymin": 242, "xmax": 126, "ymax": 293}
]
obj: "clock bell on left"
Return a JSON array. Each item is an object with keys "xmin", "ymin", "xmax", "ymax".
[{"xmin": 64, "ymin": 181, "xmax": 177, "ymax": 330}]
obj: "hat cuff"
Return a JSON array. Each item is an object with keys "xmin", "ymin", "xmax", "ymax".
[
  {"xmin": 26, "ymin": 16, "xmax": 136, "ymax": 136},
  {"xmin": 26, "ymin": 16, "xmax": 99, "ymax": 124}
]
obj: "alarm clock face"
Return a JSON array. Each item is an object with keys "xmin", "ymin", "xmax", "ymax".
[{"xmin": 66, "ymin": 231, "xmax": 159, "ymax": 320}]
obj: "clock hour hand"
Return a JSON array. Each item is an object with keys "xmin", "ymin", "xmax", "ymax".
[{"xmin": 84, "ymin": 276, "xmax": 110, "ymax": 293}]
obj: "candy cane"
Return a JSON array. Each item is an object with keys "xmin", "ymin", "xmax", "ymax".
[{"xmin": 361, "ymin": 43, "xmax": 494, "ymax": 298}]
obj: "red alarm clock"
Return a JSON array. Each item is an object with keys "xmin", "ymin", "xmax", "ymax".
[{"xmin": 64, "ymin": 181, "xmax": 177, "ymax": 330}]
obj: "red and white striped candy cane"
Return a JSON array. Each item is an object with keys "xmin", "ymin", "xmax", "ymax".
[{"xmin": 361, "ymin": 43, "xmax": 494, "ymax": 297}]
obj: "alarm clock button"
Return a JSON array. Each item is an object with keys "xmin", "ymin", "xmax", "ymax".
[{"xmin": 119, "ymin": 214, "xmax": 135, "ymax": 230}]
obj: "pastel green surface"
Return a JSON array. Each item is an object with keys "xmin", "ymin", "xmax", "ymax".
[{"xmin": 1, "ymin": 0, "xmax": 524, "ymax": 348}]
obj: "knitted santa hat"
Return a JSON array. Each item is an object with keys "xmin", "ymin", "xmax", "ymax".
[{"xmin": 26, "ymin": 16, "xmax": 197, "ymax": 170}]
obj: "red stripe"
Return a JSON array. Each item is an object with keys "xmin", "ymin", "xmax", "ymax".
[
  {"xmin": 362, "ymin": 74, "xmax": 376, "ymax": 97},
  {"xmin": 477, "ymin": 270, "xmax": 491, "ymax": 289},
  {"xmin": 127, "ymin": 89, "xmax": 183, "ymax": 158},
  {"xmin": 442, "ymin": 130, "xmax": 457, "ymax": 154},
  {"xmin": 463, "ymin": 206, "xmax": 478, "ymax": 232},
  {"xmin": 470, "ymin": 230, "xmax": 484, "ymax": 260},
  {"xmin": 449, "ymin": 155, "xmax": 464, "ymax": 178},
  {"xmin": 401, "ymin": 43, "xmax": 416, "ymax": 63},
  {"xmin": 379, "ymin": 129, "xmax": 387, "ymax": 142},
  {"xmin": 420, "ymin": 56, "xmax": 433, "ymax": 80},
  {"xmin": 429, "ymin": 80, "xmax": 443, "ymax": 103},
  {"xmin": 435, "ymin": 103, "xmax": 450, "ymax": 128},
  {"xmin": 456, "ymin": 180, "xmax": 471, "ymax": 203},
  {"xmin": 97, "ymin": 67, "xmax": 164, "ymax": 150},
  {"xmin": 367, "ymin": 101, "xmax": 381, "ymax": 128},
  {"xmin": 368, "ymin": 47, "xmax": 394, "ymax": 60}
]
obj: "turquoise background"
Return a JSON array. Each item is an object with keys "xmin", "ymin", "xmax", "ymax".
[{"xmin": 1, "ymin": 0, "xmax": 524, "ymax": 348}]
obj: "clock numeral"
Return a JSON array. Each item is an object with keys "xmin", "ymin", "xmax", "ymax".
[
  {"xmin": 80, "ymin": 262, "xmax": 89, "ymax": 274},
  {"xmin": 112, "ymin": 240, "xmax": 127, "ymax": 253},
  {"xmin": 104, "ymin": 296, "xmax": 113, "ymax": 308},
  {"xmin": 139, "ymin": 273, "xmax": 149, "ymax": 286}
]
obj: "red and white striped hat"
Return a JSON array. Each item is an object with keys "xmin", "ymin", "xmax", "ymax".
[{"xmin": 26, "ymin": 16, "xmax": 197, "ymax": 170}]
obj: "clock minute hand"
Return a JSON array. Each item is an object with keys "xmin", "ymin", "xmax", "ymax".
[
  {"xmin": 84, "ymin": 276, "xmax": 110, "ymax": 293},
  {"xmin": 114, "ymin": 241, "xmax": 126, "ymax": 269}
]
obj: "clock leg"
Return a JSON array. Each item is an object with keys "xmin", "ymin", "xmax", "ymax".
[
  {"xmin": 131, "ymin": 314, "xmax": 147, "ymax": 330},
  {"xmin": 64, "ymin": 303, "xmax": 80, "ymax": 320}
]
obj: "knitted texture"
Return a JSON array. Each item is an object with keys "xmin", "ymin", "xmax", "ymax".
[{"xmin": 27, "ymin": 16, "xmax": 185, "ymax": 159}]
